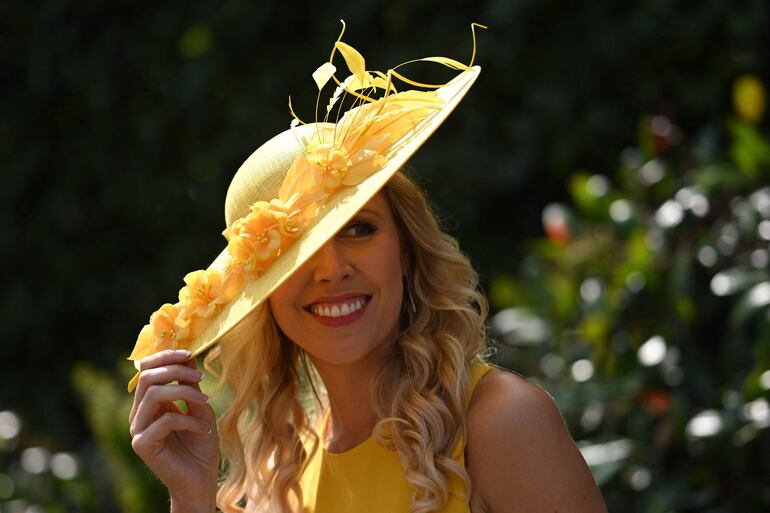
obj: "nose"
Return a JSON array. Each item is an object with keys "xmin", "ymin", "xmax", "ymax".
[{"xmin": 309, "ymin": 239, "xmax": 354, "ymax": 283}]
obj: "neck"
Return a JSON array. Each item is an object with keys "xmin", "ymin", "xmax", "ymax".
[{"xmin": 309, "ymin": 345, "xmax": 391, "ymax": 453}]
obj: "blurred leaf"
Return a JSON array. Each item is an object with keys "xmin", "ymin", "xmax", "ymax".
[
  {"xmin": 179, "ymin": 23, "xmax": 214, "ymax": 59},
  {"xmin": 728, "ymin": 118, "xmax": 770, "ymax": 177},
  {"xmin": 72, "ymin": 363, "xmax": 167, "ymax": 512}
]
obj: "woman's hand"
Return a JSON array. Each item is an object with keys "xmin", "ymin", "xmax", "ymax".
[{"xmin": 129, "ymin": 349, "xmax": 219, "ymax": 512}]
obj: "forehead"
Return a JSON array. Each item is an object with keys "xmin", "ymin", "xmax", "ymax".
[{"xmin": 357, "ymin": 191, "xmax": 393, "ymax": 219}]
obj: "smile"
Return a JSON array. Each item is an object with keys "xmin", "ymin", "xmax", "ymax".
[
  {"xmin": 311, "ymin": 296, "xmax": 368, "ymax": 317},
  {"xmin": 305, "ymin": 295, "xmax": 371, "ymax": 326}
]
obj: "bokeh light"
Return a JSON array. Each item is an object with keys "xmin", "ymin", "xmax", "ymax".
[
  {"xmin": 579, "ymin": 439, "xmax": 633, "ymax": 467},
  {"xmin": 758, "ymin": 220, "xmax": 770, "ymax": 241},
  {"xmin": 0, "ymin": 411, "xmax": 21, "ymax": 440},
  {"xmin": 741, "ymin": 398, "xmax": 770, "ymax": 429},
  {"xmin": 585, "ymin": 175, "xmax": 609, "ymax": 197},
  {"xmin": 571, "ymin": 359, "xmax": 594, "ymax": 382},
  {"xmin": 697, "ymin": 246, "xmax": 718, "ymax": 267},
  {"xmin": 625, "ymin": 271, "xmax": 646, "ymax": 293},
  {"xmin": 609, "ymin": 199, "xmax": 632, "ymax": 223},
  {"xmin": 750, "ymin": 187, "xmax": 770, "ymax": 218},
  {"xmin": 20, "ymin": 447, "xmax": 50, "ymax": 475},
  {"xmin": 540, "ymin": 353, "xmax": 566, "ymax": 379},
  {"xmin": 628, "ymin": 466, "xmax": 652, "ymax": 491},
  {"xmin": 51, "ymin": 452, "xmax": 79, "ymax": 480},
  {"xmin": 686, "ymin": 410, "xmax": 723, "ymax": 438},
  {"xmin": 655, "ymin": 200, "xmax": 684, "ymax": 229},
  {"xmin": 580, "ymin": 278, "xmax": 603, "ymax": 304},
  {"xmin": 637, "ymin": 335, "xmax": 667, "ymax": 367},
  {"xmin": 580, "ymin": 402, "xmax": 605, "ymax": 432},
  {"xmin": 760, "ymin": 370, "xmax": 770, "ymax": 391},
  {"xmin": 750, "ymin": 249, "xmax": 768, "ymax": 269},
  {"xmin": 639, "ymin": 159, "xmax": 665, "ymax": 185},
  {"xmin": 746, "ymin": 282, "xmax": 770, "ymax": 308}
]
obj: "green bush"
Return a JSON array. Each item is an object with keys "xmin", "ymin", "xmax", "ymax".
[{"xmin": 489, "ymin": 77, "xmax": 770, "ymax": 512}]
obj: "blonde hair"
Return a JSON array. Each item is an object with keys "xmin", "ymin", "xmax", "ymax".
[{"xmin": 205, "ymin": 171, "xmax": 488, "ymax": 513}]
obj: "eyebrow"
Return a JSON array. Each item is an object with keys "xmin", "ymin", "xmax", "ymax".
[{"xmin": 357, "ymin": 207, "xmax": 383, "ymax": 219}]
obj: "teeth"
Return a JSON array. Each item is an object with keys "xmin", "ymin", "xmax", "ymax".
[{"xmin": 311, "ymin": 297, "xmax": 366, "ymax": 318}]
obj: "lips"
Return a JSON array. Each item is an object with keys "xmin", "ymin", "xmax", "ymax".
[
  {"xmin": 310, "ymin": 296, "xmax": 367, "ymax": 317},
  {"xmin": 304, "ymin": 293, "xmax": 371, "ymax": 326}
]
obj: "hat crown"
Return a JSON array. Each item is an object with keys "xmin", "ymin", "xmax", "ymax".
[{"xmin": 224, "ymin": 123, "xmax": 333, "ymax": 228}]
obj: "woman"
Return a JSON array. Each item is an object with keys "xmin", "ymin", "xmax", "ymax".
[{"xmin": 127, "ymin": 24, "xmax": 607, "ymax": 513}]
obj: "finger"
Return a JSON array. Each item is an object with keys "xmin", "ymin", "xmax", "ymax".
[
  {"xmin": 178, "ymin": 360, "xmax": 216, "ymax": 423},
  {"xmin": 130, "ymin": 364, "xmax": 204, "ymax": 423},
  {"xmin": 131, "ymin": 412, "xmax": 212, "ymax": 458},
  {"xmin": 180, "ymin": 359, "xmax": 202, "ymax": 391},
  {"xmin": 129, "ymin": 351, "xmax": 196, "ymax": 423},
  {"xmin": 138, "ymin": 350, "xmax": 193, "ymax": 372},
  {"xmin": 130, "ymin": 384, "xmax": 208, "ymax": 436}
]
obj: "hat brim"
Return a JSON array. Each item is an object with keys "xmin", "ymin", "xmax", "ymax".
[{"xmin": 132, "ymin": 66, "xmax": 480, "ymax": 385}]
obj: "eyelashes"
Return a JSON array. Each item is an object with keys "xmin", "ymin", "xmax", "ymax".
[{"xmin": 339, "ymin": 220, "xmax": 378, "ymax": 238}]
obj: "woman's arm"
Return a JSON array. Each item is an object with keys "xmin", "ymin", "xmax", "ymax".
[{"xmin": 466, "ymin": 370, "xmax": 608, "ymax": 513}]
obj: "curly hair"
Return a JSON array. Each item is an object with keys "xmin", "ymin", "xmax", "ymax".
[{"xmin": 204, "ymin": 170, "xmax": 489, "ymax": 513}]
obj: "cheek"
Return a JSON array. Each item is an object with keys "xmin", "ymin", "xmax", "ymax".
[
  {"xmin": 267, "ymin": 277, "xmax": 302, "ymax": 332},
  {"xmin": 372, "ymin": 246, "xmax": 405, "ymax": 311}
]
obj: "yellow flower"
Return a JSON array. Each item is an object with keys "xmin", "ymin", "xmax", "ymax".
[
  {"xmin": 224, "ymin": 203, "xmax": 284, "ymax": 274},
  {"xmin": 305, "ymin": 142, "xmax": 352, "ymax": 192},
  {"xmin": 267, "ymin": 198, "xmax": 307, "ymax": 238},
  {"xmin": 151, "ymin": 303, "xmax": 190, "ymax": 343},
  {"xmin": 129, "ymin": 303, "xmax": 191, "ymax": 361},
  {"xmin": 178, "ymin": 269, "xmax": 231, "ymax": 319},
  {"xmin": 733, "ymin": 74, "xmax": 766, "ymax": 124}
]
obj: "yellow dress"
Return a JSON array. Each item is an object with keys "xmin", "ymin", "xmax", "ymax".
[{"xmin": 299, "ymin": 362, "xmax": 495, "ymax": 513}]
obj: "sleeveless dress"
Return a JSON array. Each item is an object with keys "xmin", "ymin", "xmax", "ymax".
[{"xmin": 299, "ymin": 362, "xmax": 496, "ymax": 513}]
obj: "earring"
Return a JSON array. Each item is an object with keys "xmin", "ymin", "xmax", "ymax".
[{"xmin": 404, "ymin": 272, "xmax": 417, "ymax": 314}]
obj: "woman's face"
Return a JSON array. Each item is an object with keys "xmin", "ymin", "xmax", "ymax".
[{"xmin": 268, "ymin": 192, "xmax": 405, "ymax": 367}]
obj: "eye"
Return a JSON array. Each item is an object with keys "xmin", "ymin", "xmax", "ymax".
[{"xmin": 339, "ymin": 220, "xmax": 378, "ymax": 238}]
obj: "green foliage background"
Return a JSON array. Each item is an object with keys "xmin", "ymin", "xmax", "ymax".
[{"xmin": 1, "ymin": 0, "xmax": 769, "ymax": 511}]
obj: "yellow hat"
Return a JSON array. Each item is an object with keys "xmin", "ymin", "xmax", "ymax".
[{"xmin": 127, "ymin": 21, "xmax": 484, "ymax": 392}]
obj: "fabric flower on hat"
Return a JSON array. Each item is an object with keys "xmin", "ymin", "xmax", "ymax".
[
  {"xmin": 178, "ymin": 269, "xmax": 235, "ymax": 320},
  {"xmin": 224, "ymin": 201, "xmax": 285, "ymax": 275},
  {"xmin": 129, "ymin": 303, "xmax": 191, "ymax": 361},
  {"xmin": 305, "ymin": 143, "xmax": 354, "ymax": 192},
  {"xmin": 265, "ymin": 196, "xmax": 310, "ymax": 238}
]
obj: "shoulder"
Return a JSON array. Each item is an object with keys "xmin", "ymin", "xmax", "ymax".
[
  {"xmin": 466, "ymin": 368, "xmax": 607, "ymax": 513},
  {"xmin": 467, "ymin": 368, "xmax": 564, "ymax": 453}
]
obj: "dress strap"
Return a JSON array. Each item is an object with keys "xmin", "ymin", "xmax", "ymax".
[{"xmin": 464, "ymin": 360, "xmax": 497, "ymax": 410}]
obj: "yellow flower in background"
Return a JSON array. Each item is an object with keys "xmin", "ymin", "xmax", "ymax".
[{"xmin": 733, "ymin": 74, "xmax": 766, "ymax": 124}]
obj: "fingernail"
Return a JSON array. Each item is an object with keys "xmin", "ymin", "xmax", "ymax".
[
  {"xmin": 194, "ymin": 371, "xmax": 204, "ymax": 381},
  {"xmin": 175, "ymin": 350, "xmax": 192, "ymax": 356}
]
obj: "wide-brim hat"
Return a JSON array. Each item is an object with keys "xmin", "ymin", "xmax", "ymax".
[{"xmin": 127, "ymin": 22, "xmax": 483, "ymax": 391}]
